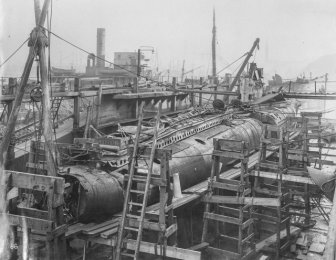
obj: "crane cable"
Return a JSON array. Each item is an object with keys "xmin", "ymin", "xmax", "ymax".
[{"xmin": 0, "ymin": 38, "xmax": 29, "ymax": 68}]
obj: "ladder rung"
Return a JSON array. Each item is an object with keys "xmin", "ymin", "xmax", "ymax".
[
  {"xmin": 130, "ymin": 189, "xmax": 145, "ymax": 194},
  {"xmin": 135, "ymin": 166, "xmax": 149, "ymax": 171},
  {"xmin": 126, "ymin": 214, "xmax": 140, "ymax": 219},
  {"xmin": 219, "ymin": 234, "xmax": 238, "ymax": 241},
  {"xmin": 129, "ymin": 202, "xmax": 143, "ymax": 207},
  {"xmin": 124, "ymin": 226, "xmax": 139, "ymax": 232},
  {"xmin": 121, "ymin": 252, "xmax": 135, "ymax": 258}
]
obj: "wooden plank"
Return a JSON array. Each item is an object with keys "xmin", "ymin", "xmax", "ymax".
[
  {"xmin": 251, "ymin": 171, "xmax": 314, "ymax": 185},
  {"xmin": 256, "ymin": 226, "xmax": 301, "ymax": 252},
  {"xmin": 128, "ymin": 218, "xmax": 165, "ymax": 232},
  {"xmin": 188, "ymin": 242, "xmax": 209, "ymax": 251},
  {"xmin": 83, "ymin": 222, "xmax": 119, "ymax": 236},
  {"xmin": 17, "ymin": 206, "xmax": 49, "ymax": 220},
  {"xmin": 212, "ymin": 181, "xmax": 240, "ymax": 191},
  {"xmin": 125, "ymin": 239, "xmax": 201, "ymax": 260},
  {"xmin": 100, "ymin": 227, "xmax": 118, "ymax": 239},
  {"xmin": 206, "ymin": 246, "xmax": 240, "ymax": 260},
  {"xmin": 258, "ymin": 162, "xmax": 279, "ymax": 170},
  {"xmin": 7, "ymin": 187, "xmax": 18, "ymax": 200},
  {"xmin": 202, "ymin": 195, "xmax": 280, "ymax": 207},
  {"xmin": 165, "ymin": 223, "xmax": 178, "ymax": 238},
  {"xmin": 204, "ymin": 212, "xmax": 241, "ymax": 225},
  {"xmin": 213, "ymin": 150, "xmax": 245, "ymax": 159},
  {"xmin": 5, "ymin": 170, "xmax": 64, "ymax": 194},
  {"xmin": 84, "ymin": 218, "xmax": 120, "ymax": 233},
  {"xmin": 4, "ymin": 213, "xmax": 53, "ymax": 232},
  {"xmin": 242, "ymin": 219, "xmax": 254, "ymax": 229},
  {"xmin": 66, "ymin": 222, "xmax": 95, "ymax": 237}
]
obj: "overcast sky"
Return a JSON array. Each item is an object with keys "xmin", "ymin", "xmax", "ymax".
[{"xmin": 1, "ymin": 0, "xmax": 336, "ymax": 80}]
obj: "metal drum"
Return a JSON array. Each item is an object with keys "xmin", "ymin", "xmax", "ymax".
[{"xmin": 64, "ymin": 165, "xmax": 124, "ymax": 222}]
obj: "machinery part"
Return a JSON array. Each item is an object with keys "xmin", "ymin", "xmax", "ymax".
[
  {"xmin": 251, "ymin": 105, "xmax": 295, "ymax": 125},
  {"xmin": 64, "ymin": 165, "xmax": 124, "ymax": 222},
  {"xmin": 30, "ymin": 86, "xmax": 42, "ymax": 102},
  {"xmin": 212, "ymin": 99, "xmax": 225, "ymax": 110}
]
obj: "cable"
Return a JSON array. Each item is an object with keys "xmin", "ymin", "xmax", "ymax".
[
  {"xmin": 39, "ymin": 26, "xmax": 168, "ymax": 86},
  {"xmin": 216, "ymin": 52, "xmax": 248, "ymax": 75},
  {"xmin": 0, "ymin": 38, "xmax": 29, "ymax": 68}
]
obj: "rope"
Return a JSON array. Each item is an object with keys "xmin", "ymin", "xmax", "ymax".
[{"xmin": 0, "ymin": 38, "xmax": 29, "ymax": 68}]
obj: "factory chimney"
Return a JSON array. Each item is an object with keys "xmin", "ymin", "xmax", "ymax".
[
  {"xmin": 212, "ymin": 8, "xmax": 217, "ymax": 80},
  {"xmin": 96, "ymin": 28, "xmax": 106, "ymax": 68}
]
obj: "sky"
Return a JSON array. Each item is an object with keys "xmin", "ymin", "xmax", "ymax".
[{"xmin": 1, "ymin": 0, "xmax": 336, "ymax": 80}]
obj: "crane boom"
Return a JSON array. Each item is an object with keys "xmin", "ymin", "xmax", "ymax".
[{"xmin": 229, "ymin": 38, "xmax": 260, "ymax": 91}]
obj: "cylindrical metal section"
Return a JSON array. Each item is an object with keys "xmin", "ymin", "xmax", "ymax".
[
  {"xmin": 65, "ymin": 165, "xmax": 124, "ymax": 222},
  {"xmin": 96, "ymin": 28, "xmax": 105, "ymax": 68},
  {"xmin": 146, "ymin": 118, "xmax": 263, "ymax": 202}
]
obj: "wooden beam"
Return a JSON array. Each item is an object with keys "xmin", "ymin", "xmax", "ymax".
[
  {"xmin": 125, "ymin": 239, "xmax": 201, "ymax": 260},
  {"xmin": 251, "ymin": 171, "xmax": 314, "ymax": 185},
  {"xmin": 256, "ymin": 226, "xmax": 300, "ymax": 252},
  {"xmin": 73, "ymin": 78, "xmax": 80, "ymax": 130},
  {"xmin": 202, "ymin": 195, "xmax": 280, "ymax": 207},
  {"xmin": 34, "ymin": 0, "xmax": 41, "ymax": 25},
  {"xmin": 39, "ymin": 32, "xmax": 57, "ymax": 177},
  {"xmin": 4, "ymin": 170, "xmax": 64, "ymax": 193},
  {"xmin": 175, "ymin": 88, "xmax": 238, "ymax": 96},
  {"xmin": 3, "ymin": 213, "xmax": 53, "ymax": 232},
  {"xmin": 324, "ymin": 180, "xmax": 336, "ymax": 260}
]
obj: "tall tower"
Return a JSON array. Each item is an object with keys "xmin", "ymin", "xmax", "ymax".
[
  {"xmin": 212, "ymin": 8, "xmax": 217, "ymax": 79},
  {"xmin": 96, "ymin": 28, "xmax": 106, "ymax": 68}
]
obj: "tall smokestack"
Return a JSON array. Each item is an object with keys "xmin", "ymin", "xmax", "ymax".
[
  {"xmin": 96, "ymin": 28, "xmax": 105, "ymax": 68},
  {"xmin": 212, "ymin": 8, "xmax": 217, "ymax": 79}
]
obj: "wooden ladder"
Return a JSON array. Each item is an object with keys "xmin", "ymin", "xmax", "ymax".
[
  {"xmin": 201, "ymin": 138, "xmax": 255, "ymax": 260},
  {"xmin": 51, "ymin": 96, "xmax": 63, "ymax": 128},
  {"xmin": 252, "ymin": 125, "xmax": 291, "ymax": 260},
  {"xmin": 116, "ymin": 101, "xmax": 162, "ymax": 260}
]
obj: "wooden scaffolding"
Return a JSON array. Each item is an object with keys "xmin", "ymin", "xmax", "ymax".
[
  {"xmin": 2, "ymin": 170, "xmax": 66, "ymax": 260},
  {"xmin": 201, "ymin": 138, "xmax": 255, "ymax": 259},
  {"xmin": 285, "ymin": 112, "xmax": 325, "ymax": 226},
  {"xmin": 115, "ymin": 101, "xmax": 177, "ymax": 259},
  {"xmin": 251, "ymin": 125, "xmax": 291, "ymax": 259}
]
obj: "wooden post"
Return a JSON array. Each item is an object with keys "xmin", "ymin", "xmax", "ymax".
[
  {"xmin": 133, "ymin": 77, "xmax": 139, "ymax": 118},
  {"xmin": 214, "ymin": 76, "xmax": 218, "ymax": 100},
  {"xmin": 314, "ymin": 81, "xmax": 316, "ymax": 94},
  {"xmin": 191, "ymin": 78, "xmax": 194, "ymax": 106},
  {"xmin": 289, "ymin": 81, "xmax": 291, "ymax": 93},
  {"xmin": 171, "ymin": 77, "xmax": 176, "ymax": 112},
  {"xmin": 94, "ymin": 83, "xmax": 103, "ymax": 133},
  {"xmin": 73, "ymin": 77, "xmax": 80, "ymax": 131},
  {"xmin": 324, "ymin": 179, "xmax": 336, "ymax": 260},
  {"xmin": 39, "ymin": 32, "xmax": 57, "ymax": 177},
  {"xmin": 199, "ymin": 77, "xmax": 203, "ymax": 106},
  {"xmin": 34, "ymin": 0, "xmax": 41, "ymax": 25}
]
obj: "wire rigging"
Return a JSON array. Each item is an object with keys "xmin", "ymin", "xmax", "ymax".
[
  {"xmin": 216, "ymin": 52, "xmax": 248, "ymax": 76},
  {"xmin": 0, "ymin": 38, "xmax": 30, "ymax": 68}
]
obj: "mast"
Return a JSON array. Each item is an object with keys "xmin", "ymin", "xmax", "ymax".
[
  {"xmin": 0, "ymin": 0, "xmax": 51, "ymax": 170},
  {"xmin": 181, "ymin": 59, "xmax": 185, "ymax": 83},
  {"xmin": 212, "ymin": 8, "xmax": 217, "ymax": 80}
]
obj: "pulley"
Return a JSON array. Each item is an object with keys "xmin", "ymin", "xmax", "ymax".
[{"xmin": 30, "ymin": 86, "xmax": 42, "ymax": 102}]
